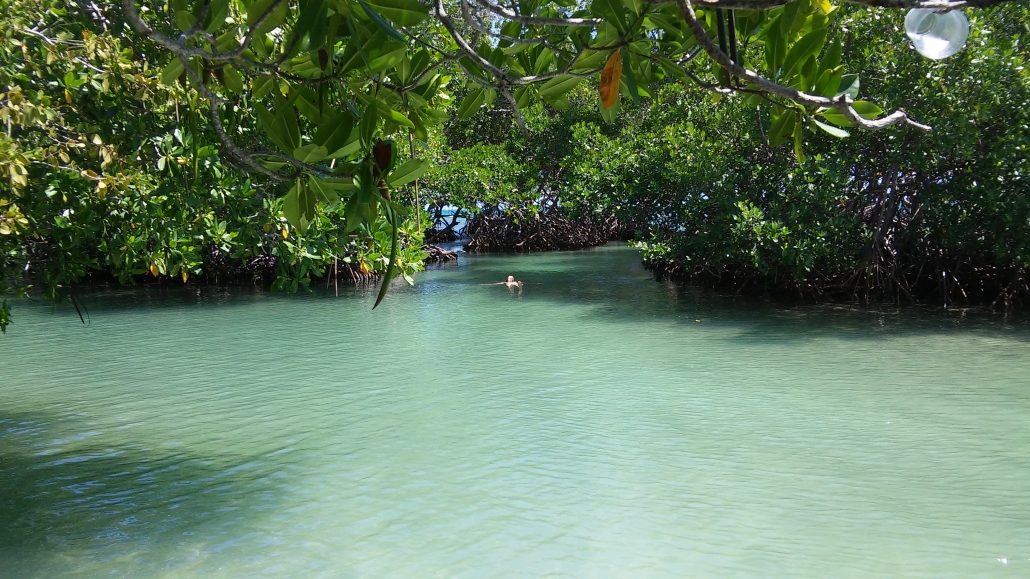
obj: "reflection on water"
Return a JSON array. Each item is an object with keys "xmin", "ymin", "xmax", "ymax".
[{"xmin": 2, "ymin": 244, "xmax": 1029, "ymax": 577}]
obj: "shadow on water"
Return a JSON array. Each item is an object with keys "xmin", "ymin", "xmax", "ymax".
[
  {"xmin": 13, "ymin": 243, "xmax": 1030, "ymax": 344},
  {"xmin": 450, "ymin": 244, "xmax": 1030, "ymax": 343},
  {"xmin": 0, "ymin": 407, "xmax": 276, "ymax": 576}
]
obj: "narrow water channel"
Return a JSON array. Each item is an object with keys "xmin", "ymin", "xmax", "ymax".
[{"xmin": 2, "ymin": 244, "xmax": 1029, "ymax": 577}]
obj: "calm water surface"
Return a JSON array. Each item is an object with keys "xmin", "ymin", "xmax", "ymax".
[{"xmin": 2, "ymin": 244, "xmax": 1029, "ymax": 577}]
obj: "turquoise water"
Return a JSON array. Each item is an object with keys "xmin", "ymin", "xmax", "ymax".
[{"xmin": 2, "ymin": 244, "xmax": 1029, "ymax": 577}]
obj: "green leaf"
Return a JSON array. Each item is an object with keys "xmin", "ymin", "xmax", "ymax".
[
  {"xmin": 591, "ymin": 0, "xmax": 626, "ymax": 34},
  {"xmin": 293, "ymin": 143, "xmax": 329, "ymax": 163},
  {"xmin": 295, "ymin": 0, "xmax": 329, "ymax": 51},
  {"xmin": 359, "ymin": 105, "xmax": 379, "ymax": 148},
  {"xmin": 314, "ymin": 111, "xmax": 355, "ymax": 155},
  {"xmin": 160, "ymin": 58, "xmax": 185, "ymax": 86},
  {"xmin": 543, "ymin": 93, "xmax": 572, "ymax": 110},
  {"xmin": 318, "ymin": 177, "xmax": 356, "ymax": 191},
  {"xmin": 344, "ymin": 195, "xmax": 363, "ymax": 232},
  {"xmin": 818, "ymin": 108, "xmax": 852, "ymax": 127},
  {"xmin": 258, "ymin": 107, "xmax": 287, "ymax": 153},
  {"xmin": 407, "ymin": 49, "xmax": 431, "ymax": 82},
  {"xmin": 174, "ymin": 9, "xmax": 196, "ymax": 31},
  {"xmin": 308, "ymin": 176, "xmax": 341, "ymax": 206},
  {"xmin": 764, "ymin": 15, "xmax": 782, "ymax": 73},
  {"xmin": 387, "ymin": 199, "xmax": 410, "ymax": 217},
  {"xmin": 793, "ymin": 119, "xmax": 807, "ymax": 163},
  {"xmin": 365, "ymin": 0, "xmax": 430, "ymax": 27},
  {"xmin": 294, "ymin": 88, "xmax": 329, "ymax": 123},
  {"xmin": 457, "ymin": 87, "xmax": 486, "ymax": 120},
  {"xmin": 656, "ymin": 57, "xmax": 688, "ymax": 81},
  {"xmin": 514, "ymin": 85, "xmax": 533, "ymax": 109},
  {"xmin": 387, "ymin": 158, "xmax": 429, "ymax": 187},
  {"xmin": 366, "ymin": 40, "xmax": 407, "ymax": 71},
  {"xmin": 814, "ymin": 65, "xmax": 843, "ymax": 98},
  {"xmin": 282, "ymin": 180, "xmax": 316, "ymax": 233},
  {"xmin": 358, "ymin": 0, "xmax": 406, "ymax": 43},
  {"xmin": 818, "ymin": 40, "xmax": 842, "ymax": 76},
  {"xmin": 63, "ymin": 70, "xmax": 85, "ymax": 88},
  {"xmin": 221, "ymin": 65, "xmax": 244, "ymax": 93},
  {"xmin": 534, "ymin": 50, "xmax": 554, "ymax": 75},
  {"xmin": 599, "ymin": 91, "xmax": 620, "ymax": 123},
  {"xmin": 275, "ymin": 98, "xmax": 302, "ymax": 151},
  {"xmin": 622, "ymin": 49, "xmax": 641, "ymax": 103},
  {"xmin": 405, "ymin": 91, "xmax": 428, "ymax": 109},
  {"xmin": 768, "ymin": 110, "xmax": 796, "ymax": 147},
  {"xmin": 646, "ymin": 13, "xmax": 683, "ymax": 37},
  {"xmin": 572, "ymin": 49, "xmax": 609, "ymax": 71},
  {"xmin": 781, "ymin": 27, "xmax": 827, "ymax": 81},
  {"xmin": 780, "ymin": 0, "xmax": 803, "ymax": 36},
  {"xmin": 373, "ymin": 205, "xmax": 400, "ymax": 309},
  {"xmin": 252, "ymin": 76, "xmax": 276, "ymax": 99},
  {"xmin": 247, "ymin": 0, "xmax": 289, "ymax": 35},
  {"xmin": 538, "ymin": 75, "xmax": 583, "ymax": 98},
  {"xmin": 836, "ymin": 74, "xmax": 859, "ymax": 99},
  {"xmin": 812, "ymin": 118, "xmax": 849, "ymax": 137},
  {"xmin": 376, "ymin": 103, "xmax": 416, "ymax": 128},
  {"xmin": 851, "ymin": 100, "xmax": 883, "ymax": 119},
  {"xmin": 204, "ymin": 0, "xmax": 229, "ymax": 32},
  {"xmin": 411, "ymin": 113, "xmax": 429, "ymax": 141}
]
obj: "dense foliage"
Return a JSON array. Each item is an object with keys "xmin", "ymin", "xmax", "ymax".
[
  {"xmin": 0, "ymin": 0, "xmax": 425, "ymax": 332},
  {"xmin": 426, "ymin": 4, "xmax": 1029, "ymax": 306},
  {"xmin": 1, "ymin": 0, "xmax": 1026, "ymax": 332}
]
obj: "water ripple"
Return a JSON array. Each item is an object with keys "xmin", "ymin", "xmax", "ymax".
[{"xmin": 2, "ymin": 245, "xmax": 1029, "ymax": 577}]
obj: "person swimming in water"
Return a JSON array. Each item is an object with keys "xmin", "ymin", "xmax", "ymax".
[{"xmin": 480, "ymin": 275, "xmax": 524, "ymax": 292}]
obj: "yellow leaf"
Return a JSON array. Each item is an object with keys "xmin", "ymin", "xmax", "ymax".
[
  {"xmin": 813, "ymin": 0, "xmax": 834, "ymax": 14},
  {"xmin": 150, "ymin": 263, "xmax": 159, "ymax": 276},
  {"xmin": 599, "ymin": 51, "xmax": 622, "ymax": 110},
  {"xmin": 182, "ymin": 270, "xmax": 188, "ymax": 283},
  {"xmin": 281, "ymin": 226, "xmax": 288, "ymax": 239},
  {"xmin": 359, "ymin": 261, "xmax": 370, "ymax": 275},
  {"xmin": 64, "ymin": 89, "xmax": 72, "ymax": 104}
]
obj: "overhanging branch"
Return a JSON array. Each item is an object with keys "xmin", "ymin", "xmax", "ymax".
[{"xmin": 674, "ymin": 0, "xmax": 933, "ymax": 132}]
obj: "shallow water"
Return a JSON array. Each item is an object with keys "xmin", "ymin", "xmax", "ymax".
[{"xmin": 2, "ymin": 244, "xmax": 1029, "ymax": 577}]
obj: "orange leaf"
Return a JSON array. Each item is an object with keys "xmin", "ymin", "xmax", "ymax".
[{"xmin": 599, "ymin": 51, "xmax": 622, "ymax": 110}]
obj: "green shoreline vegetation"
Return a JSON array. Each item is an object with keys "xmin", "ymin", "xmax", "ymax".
[{"xmin": 1, "ymin": 0, "xmax": 1028, "ymax": 332}]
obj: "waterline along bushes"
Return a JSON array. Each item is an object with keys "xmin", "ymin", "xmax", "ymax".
[
  {"xmin": 2, "ymin": 0, "xmax": 1028, "ymax": 333},
  {"xmin": 425, "ymin": 4, "xmax": 1029, "ymax": 306},
  {"xmin": 560, "ymin": 5, "xmax": 1030, "ymax": 307}
]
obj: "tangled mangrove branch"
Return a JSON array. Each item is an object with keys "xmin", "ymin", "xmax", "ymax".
[
  {"xmin": 641, "ymin": 161, "xmax": 1030, "ymax": 309},
  {"xmin": 463, "ymin": 205, "xmax": 622, "ymax": 252},
  {"xmin": 424, "ymin": 244, "xmax": 458, "ymax": 264}
]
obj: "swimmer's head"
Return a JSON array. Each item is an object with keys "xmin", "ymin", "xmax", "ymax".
[{"xmin": 507, "ymin": 275, "xmax": 515, "ymax": 282}]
